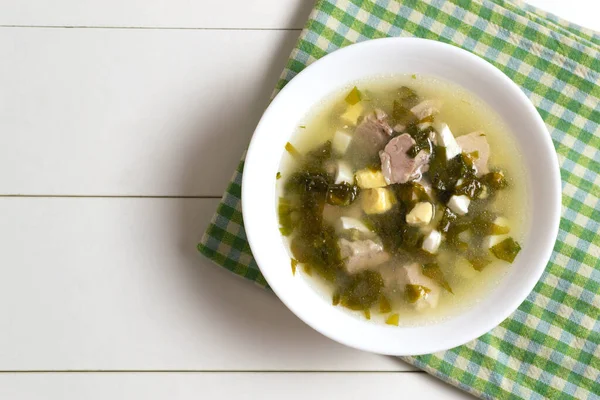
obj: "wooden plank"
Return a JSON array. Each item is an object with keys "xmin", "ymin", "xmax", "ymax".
[
  {"xmin": 0, "ymin": 0, "xmax": 313, "ymax": 29},
  {"xmin": 1, "ymin": 0, "xmax": 597, "ymax": 32},
  {"xmin": 3, "ymin": 6, "xmax": 597, "ymax": 198},
  {"xmin": 0, "ymin": 28, "xmax": 298, "ymax": 196},
  {"xmin": 0, "ymin": 372, "xmax": 472, "ymax": 399},
  {"xmin": 0, "ymin": 197, "xmax": 413, "ymax": 371}
]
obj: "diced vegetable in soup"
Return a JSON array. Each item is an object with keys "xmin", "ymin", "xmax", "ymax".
[{"xmin": 277, "ymin": 75, "xmax": 528, "ymax": 326}]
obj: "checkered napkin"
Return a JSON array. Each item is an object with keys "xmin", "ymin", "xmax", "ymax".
[{"xmin": 199, "ymin": 1, "xmax": 600, "ymax": 398}]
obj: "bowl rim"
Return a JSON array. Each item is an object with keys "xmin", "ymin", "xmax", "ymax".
[{"xmin": 242, "ymin": 37, "xmax": 561, "ymax": 355}]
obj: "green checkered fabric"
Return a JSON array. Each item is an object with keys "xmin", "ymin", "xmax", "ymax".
[{"xmin": 198, "ymin": 0, "xmax": 600, "ymax": 398}]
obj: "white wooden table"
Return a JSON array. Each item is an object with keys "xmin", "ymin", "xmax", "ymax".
[{"xmin": 0, "ymin": 1, "xmax": 596, "ymax": 398}]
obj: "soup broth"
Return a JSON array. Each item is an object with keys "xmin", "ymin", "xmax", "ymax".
[{"xmin": 277, "ymin": 75, "xmax": 528, "ymax": 326}]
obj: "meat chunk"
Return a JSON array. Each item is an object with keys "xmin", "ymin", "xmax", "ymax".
[
  {"xmin": 456, "ymin": 132, "xmax": 490, "ymax": 177},
  {"xmin": 379, "ymin": 134, "xmax": 430, "ymax": 184},
  {"xmin": 402, "ymin": 263, "xmax": 440, "ymax": 310},
  {"xmin": 378, "ymin": 264, "xmax": 402, "ymax": 288},
  {"xmin": 410, "ymin": 99, "xmax": 441, "ymax": 120},
  {"xmin": 348, "ymin": 110, "xmax": 393, "ymax": 162},
  {"xmin": 339, "ymin": 238, "xmax": 390, "ymax": 274}
]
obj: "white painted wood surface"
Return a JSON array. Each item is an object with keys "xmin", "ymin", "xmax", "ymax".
[
  {"xmin": 1, "ymin": 0, "xmax": 596, "ymax": 30},
  {"xmin": 0, "ymin": 0, "xmax": 314, "ymax": 29},
  {"xmin": 0, "ymin": 29, "xmax": 298, "ymax": 196},
  {"xmin": 0, "ymin": 0, "xmax": 596, "ymax": 398},
  {"xmin": 0, "ymin": 373, "xmax": 469, "ymax": 400},
  {"xmin": 0, "ymin": 198, "xmax": 411, "ymax": 372}
]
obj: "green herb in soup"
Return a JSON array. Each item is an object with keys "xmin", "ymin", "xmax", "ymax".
[{"xmin": 277, "ymin": 75, "xmax": 527, "ymax": 325}]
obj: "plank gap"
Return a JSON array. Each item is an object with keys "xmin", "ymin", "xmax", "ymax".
[
  {"xmin": 0, "ymin": 370, "xmax": 424, "ymax": 374},
  {"xmin": 0, "ymin": 25, "xmax": 302, "ymax": 31},
  {"xmin": 0, "ymin": 195, "xmax": 223, "ymax": 199}
]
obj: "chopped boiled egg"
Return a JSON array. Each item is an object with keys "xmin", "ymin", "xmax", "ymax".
[
  {"xmin": 361, "ymin": 188, "xmax": 395, "ymax": 214},
  {"xmin": 355, "ymin": 168, "xmax": 387, "ymax": 189},
  {"xmin": 332, "ymin": 130, "xmax": 353, "ymax": 155},
  {"xmin": 478, "ymin": 185, "xmax": 489, "ymax": 199},
  {"xmin": 406, "ymin": 202, "xmax": 433, "ymax": 226},
  {"xmin": 436, "ymin": 123, "xmax": 462, "ymax": 160},
  {"xmin": 338, "ymin": 216, "xmax": 371, "ymax": 233},
  {"xmin": 340, "ymin": 103, "xmax": 364, "ymax": 125},
  {"xmin": 422, "ymin": 230, "xmax": 442, "ymax": 254},
  {"xmin": 402, "ymin": 263, "xmax": 440, "ymax": 310},
  {"xmin": 447, "ymin": 195, "xmax": 470, "ymax": 216},
  {"xmin": 393, "ymin": 123, "xmax": 405, "ymax": 133},
  {"xmin": 417, "ymin": 121, "xmax": 433, "ymax": 131},
  {"xmin": 335, "ymin": 161, "xmax": 354, "ymax": 184},
  {"xmin": 494, "ymin": 217, "xmax": 510, "ymax": 229},
  {"xmin": 482, "ymin": 234, "xmax": 509, "ymax": 249}
]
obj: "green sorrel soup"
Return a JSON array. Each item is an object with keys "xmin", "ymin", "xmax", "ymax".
[{"xmin": 277, "ymin": 75, "xmax": 528, "ymax": 326}]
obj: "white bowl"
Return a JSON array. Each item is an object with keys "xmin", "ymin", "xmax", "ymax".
[{"xmin": 242, "ymin": 38, "xmax": 561, "ymax": 355}]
